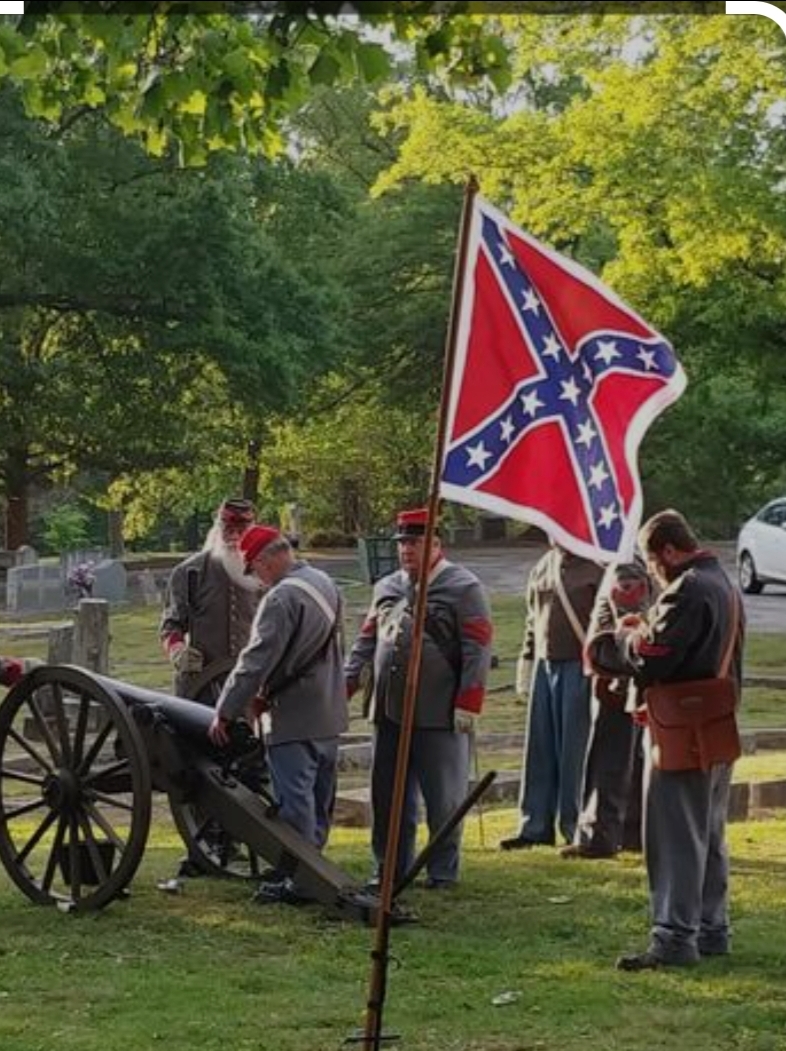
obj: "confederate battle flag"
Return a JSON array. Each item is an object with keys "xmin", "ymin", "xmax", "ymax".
[{"xmin": 440, "ymin": 196, "xmax": 686, "ymax": 563}]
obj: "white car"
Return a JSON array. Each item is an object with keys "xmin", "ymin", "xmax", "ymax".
[{"xmin": 737, "ymin": 498, "xmax": 786, "ymax": 593}]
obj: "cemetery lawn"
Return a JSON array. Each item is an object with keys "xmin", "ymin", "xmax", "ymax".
[
  {"xmin": 0, "ymin": 596, "xmax": 785, "ymax": 1048},
  {"xmin": 0, "ymin": 809, "xmax": 785, "ymax": 1051}
]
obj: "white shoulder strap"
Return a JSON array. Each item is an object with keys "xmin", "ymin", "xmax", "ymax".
[
  {"xmin": 279, "ymin": 576, "xmax": 337, "ymax": 626},
  {"xmin": 553, "ymin": 560, "xmax": 586, "ymax": 646}
]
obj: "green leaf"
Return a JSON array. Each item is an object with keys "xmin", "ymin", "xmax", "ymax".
[
  {"xmin": 356, "ymin": 42, "xmax": 391, "ymax": 83},
  {"xmin": 9, "ymin": 46, "xmax": 49, "ymax": 81},
  {"xmin": 308, "ymin": 50, "xmax": 341, "ymax": 87}
]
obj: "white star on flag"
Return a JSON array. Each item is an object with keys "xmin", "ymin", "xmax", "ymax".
[
  {"xmin": 522, "ymin": 288, "xmax": 541, "ymax": 315},
  {"xmin": 637, "ymin": 346, "xmax": 657, "ymax": 370},
  {"xmin": 498, "ymin": 242, "xmax": 515, "ymax": 268},
  {"xmin": 596, "ymin": 340, "xmax": 621, "ymax": 366},
  {"xmin": 589, "ymin": 463, "xmax": 610, "ymax": 491},
  {"xmin": 598, "ymin": 504, "xmax": 620, "ymax": 529},
  {"xmin": 542, "ymin": 334, "xmax": 561, "ymax": 361},
  {"xmin": 466, "ymin": 441, "xmax": 492, "ymax": 471},
  {"xmin": 500, "ymin": 417, "xmax": 515, "ymax": 444},
  {"xmin": 559, "ymin": 377, "xmax": 581, "ymax": 407},
  {"xmin": 520, "ymin": 390, "xmax": 544, "ymax": 417},
  {"xmin": 576, "ymin": 420, "xmax": 597, "ymax": 448}
]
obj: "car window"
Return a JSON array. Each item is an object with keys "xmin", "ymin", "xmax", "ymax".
[{"xmin": 760, "ymin": 502, "xmax": 786, "ymax": 527}]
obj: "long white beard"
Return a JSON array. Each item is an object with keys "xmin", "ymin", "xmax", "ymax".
[{"xmin": 204, "ymin": 527, "xmax": 261, "ymax": 592}]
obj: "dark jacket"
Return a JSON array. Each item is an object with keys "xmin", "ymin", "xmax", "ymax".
[
  {"xmin": 520, "ymin": 548, "xmax": 604, "ymax": 662},
  {"xmin": 621, "ymin": 552, "xmax": 744, "ymax": 688}
]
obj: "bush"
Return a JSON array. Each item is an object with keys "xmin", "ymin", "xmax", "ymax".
[{"xmin": 306, "ymin": 530, "xmax": 356, "ymax": 548}]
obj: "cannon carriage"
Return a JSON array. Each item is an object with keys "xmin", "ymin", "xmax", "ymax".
[{"xmin": 0, "ymin": 664, "xmax": 387, "ymax": 923}]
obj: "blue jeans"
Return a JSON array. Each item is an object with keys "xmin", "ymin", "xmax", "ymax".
[
  {"xmin": 516, "ymin": 659, "xmax": 592, "ymax": 844},
  {"xmin": 371, "ymin": 719, "xmax": 470, "ymax": 883},
  {"xmin": 267, "ymin": 738, "xmax": 339, "ymax": 849}
]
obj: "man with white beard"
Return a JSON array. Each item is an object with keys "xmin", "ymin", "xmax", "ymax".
[{"xmin": 160, "ymin": 498, "xmax": 263, "ymax": 697}]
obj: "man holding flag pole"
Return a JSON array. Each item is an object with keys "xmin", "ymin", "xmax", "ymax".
[{"xmin": 354, "ymin": 176, "xmax": 686, "ymax": 1048}]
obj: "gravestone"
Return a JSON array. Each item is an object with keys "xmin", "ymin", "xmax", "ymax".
[
  {"xmin": 138, "ymin": 568, "xmax": 161, "ymax": 606},
  {"xmin": 91, "ymin": 559, "xmax": 127, "ymax": 605},
  {"xmin": 73, "ymin": 599, "xmax": 109, "ymax": 674},
  {"xmin": 6, "ymin": 563, "xmax": 66, "ymax": 613},
  {"xmin": 15, "ymin": 545, "xmax": 38, "ymax": 566}
]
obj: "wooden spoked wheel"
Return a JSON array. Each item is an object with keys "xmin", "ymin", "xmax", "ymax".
[{"xmin": 0, "ymin": 665, "xmax": 151, "ymax": 911}]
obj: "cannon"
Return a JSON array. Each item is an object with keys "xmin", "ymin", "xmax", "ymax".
[{"xmin": 0, "ymin": 664, "xmax": 392, "ymax": 922}]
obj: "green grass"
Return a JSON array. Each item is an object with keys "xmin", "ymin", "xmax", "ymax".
[
  {"xmin": 2, "ymin": 597, "xmax": 786, "ymax": 1048},
  {"xmin": 1, "ymin": 812, "xmax": 786, "ymax": 1051}
]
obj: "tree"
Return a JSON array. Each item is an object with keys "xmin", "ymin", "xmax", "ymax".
[
  {"xmin": 0, "ymin": 3, "xmax": 516, "ymax": 164},
  {"xmin": 0, "ymin": 85, "xmax": 335, "ymax": 544},
  {"xmin": 365, "ymin": 14, "xmax": 786, "ymax": 532}
]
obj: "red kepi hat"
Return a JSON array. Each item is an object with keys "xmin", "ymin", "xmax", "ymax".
[
  {"xmin": 392, "ymin": 508, "xmax": 439, "ymax": 540},
  {"xmin": 239, "ymin": 524, "xmax": 281, "ymax": 572}
]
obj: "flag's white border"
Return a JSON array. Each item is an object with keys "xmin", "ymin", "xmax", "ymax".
[
  {"xmin": 726, "ymin": 2, "xmax": 786, "ymax": 37},
  {"xmin": 440, "ymin": 195, "xmax": 687, "ymax": 564}
]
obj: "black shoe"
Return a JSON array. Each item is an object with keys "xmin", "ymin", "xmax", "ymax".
[
  {"xmin": 499, "ymin": 834, "xmax": 545, "ymax": 851},
  {"xmin": 699, "ymin": 941, "xmax": 729, "ymax": 957},
  {"xmin": 615, "ymin": 950, "xmax": 665, "ymax": 972},
  {"xmin": 423, "ymin": 877, "xmax": 456, "ymax": 891},
  {"xmin": 176, "ymin": 857, "xmax": 205, "ymax": 879},
  {"xmin": 252, "ymin": 877, "xmax": 310, "ymax": 906},
  {"xmin": 616, "ymin": 949, "xmax": 697, "ymax": 972},
  {"xmin": 560, "ymin": 843, "xmax": 618, "ymax": 860}
]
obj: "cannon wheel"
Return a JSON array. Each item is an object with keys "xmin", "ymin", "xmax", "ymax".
[
  {"xmin": 0, "ymin": 665, "xmax": 151, "ymax": 911},
  {"xmin": 169, "ymin": 657, "xmax": 266, "ymax": 881}
]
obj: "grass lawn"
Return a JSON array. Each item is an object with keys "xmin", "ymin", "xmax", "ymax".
[
  {"xmin": 1, "ymin": 594, "xmax": 786, "ymax": 1050},
  {"xmin": 1, "ymin": 809, "xmax": 785, "ymax": 1051}
]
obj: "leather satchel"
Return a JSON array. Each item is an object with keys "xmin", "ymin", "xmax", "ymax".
[{"xmin": 644, "ymin": 591, "xmax": 741, "ymax": 773}]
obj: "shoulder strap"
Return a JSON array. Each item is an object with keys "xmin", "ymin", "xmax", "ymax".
[
  {"xmin": 553, "ymin": 561, "xmax": 586, "ymax": 646},
  {"xmin": 718, "ymin": 590, "xmax": 740, "ymax": 679},
  {"xmin": 279, "ymin": 575, "xmax": 337, "ymax": 627},
  {"xmin": 265, "ymin": 576, "xmax": 340, "ymax": 701}
]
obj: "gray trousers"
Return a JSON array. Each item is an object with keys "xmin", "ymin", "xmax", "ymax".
[
  {"xmin": 267, "ymin": 738, "xmax": 339, "ymax": 850},
  {"xmin": 645, "ymin": 748, "xmax": 732, "ymax": 962},
  {"xmin": 371, "ymin": 719, "xmax": 470, "ymax": 884}
]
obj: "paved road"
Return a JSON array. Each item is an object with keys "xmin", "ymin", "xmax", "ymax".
[{"xmin": 310, "ymin": 541, "xmax": 786, "ymax": 635}]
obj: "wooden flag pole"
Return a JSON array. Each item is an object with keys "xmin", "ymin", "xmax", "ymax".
[{"xmin": 360, "ymin": 174, "xmax": 480, "ymax": 1051}]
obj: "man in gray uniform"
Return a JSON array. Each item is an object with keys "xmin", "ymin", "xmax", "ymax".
[
  {"xmin": 209, "ymin": 525, "xmax": 348, "ymax": 900},
  {"xmin": 160, "ymin": 498, "xmax": 262, "ymax": 697},
  {"xmin": 345, "ymin": 508, "xmax": 493, "ymax": 890},
  {"xmin": 615, "ymin": 510, "xmax": 744, "ymax": 971}
]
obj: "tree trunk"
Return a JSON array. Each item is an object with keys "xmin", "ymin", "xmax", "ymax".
[
  {"xmin": 107, "ymin": 509, "xmax": 125, "ymax": 558},
  {"xmin": 5, "ymin": 446, "xmax": 30, "ymax": 549},
  {"xmin": 243, "ymin": 437, "xmax": 261, "ymax": 505}
]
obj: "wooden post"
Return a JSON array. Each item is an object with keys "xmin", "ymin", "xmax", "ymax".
[
  {"xmin": 47, "ymin": 623, "xmax": 75, "ymax": 665},
  {"xmin": 73, "ymin": 599, "xmax": 110, "ymax": 674}
]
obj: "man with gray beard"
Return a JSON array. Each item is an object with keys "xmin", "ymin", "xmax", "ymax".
[{"xmin": 160, "ymin": 498, "xmax": 263, "ymax": 697}]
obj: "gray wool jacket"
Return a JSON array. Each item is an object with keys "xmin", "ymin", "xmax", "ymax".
[
  {"xmin": 345, "ymin": 559, "xmax": 493, "ymax": 730},
  {"xmin": 159, "ymin": 550, "xmax": 262, "ymax": 695},
  {"xmin": 216, "ymin": 561, "xmax": 349, "ymax": 746}
]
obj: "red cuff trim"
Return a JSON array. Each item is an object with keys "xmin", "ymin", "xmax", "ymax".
[
  {"xmin": 636, "ymin": 641, "xmax": 671, "ymax": 658},
  {"xmin": 456, "ymin": 684, "xmax": 484, "ymax": 714},
  {"xmin": 462, "ymin": 617, "xmax": 493, "ymax": 646},
  {"xmin": 359, "ymin": 617, "xmax": 377, "ymax": 639},
  {"xmin": 163, "ymin": 632, "xmax": 185, "ymax": 655}
]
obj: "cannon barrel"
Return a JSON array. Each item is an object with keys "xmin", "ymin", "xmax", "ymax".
[{"xmin": 89, "ymin": 673, "xmax": 258, "ymax": 760}]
